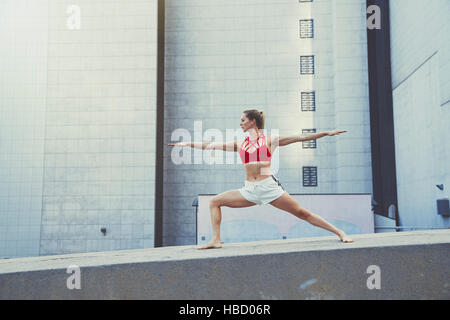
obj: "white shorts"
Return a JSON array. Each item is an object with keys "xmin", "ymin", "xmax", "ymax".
[{"xmin": 239, "ymin": 175, "xmax": 287, "ymax": 205}]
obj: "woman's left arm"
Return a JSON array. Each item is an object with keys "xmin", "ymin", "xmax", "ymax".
[{"xmin": 277, "ymin": 130, "xmax": 347, "ymax": 147}]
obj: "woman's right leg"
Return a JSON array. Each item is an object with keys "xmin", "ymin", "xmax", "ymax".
[
  {"xmin": 269, "ymin": 192, "xmax": 353, "ymax": 243},
  {"xmin": 197, "ymin": 190, "xmax": 256, "ymax": 249}
]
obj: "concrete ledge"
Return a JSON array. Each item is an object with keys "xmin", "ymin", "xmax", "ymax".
[{"xmin": 0, "ymin": 230, "xmax": 449, "ymax": 299}]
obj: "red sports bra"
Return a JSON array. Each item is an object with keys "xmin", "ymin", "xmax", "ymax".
[{"xmin": 239, "ymin": 135, "xmax": 272, "ymax": 164}]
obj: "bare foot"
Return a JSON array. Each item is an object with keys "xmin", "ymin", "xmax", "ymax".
[
  {"xmin": 338, "ymin": 231, "xmax": 354, "ymax": 243},
  {"xmin": 197, "ymin": 240, "xmax": 222, "ymax": 250}
]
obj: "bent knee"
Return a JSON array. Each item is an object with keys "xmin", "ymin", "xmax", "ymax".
[{"xmin": 209, "ymin": 197, "xmax": 222, "ymax": 208}]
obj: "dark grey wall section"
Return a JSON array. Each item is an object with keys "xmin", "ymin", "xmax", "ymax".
[
  {"xmin": 366, "ymin": 0, "xmax": 399, "ymax": 222},
  {"xmin": 0, "ymin": 230, "xmax": 449, "ymax": 300},
  {"xmin": 154, "ymin": 0, "xmax": 166, "ymax": 247}
]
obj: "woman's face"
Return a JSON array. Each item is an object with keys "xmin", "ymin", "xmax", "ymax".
[{"xmin": 240, "ymin": 113, "xmax": 255, "ymax": 132}]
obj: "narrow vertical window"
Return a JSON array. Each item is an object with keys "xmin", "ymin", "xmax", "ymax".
[
  {"xmin": 301, "ymin": 91, "xmax": 316, "ymax": 111},
  {"xmin": 303, "ymin": 166, "xmax": 318, "ymax": 187},
  {"xmin": 300, "ymin": 55, "xmax": 315, "ymax": 75},
  {"xmin": 299, "ymin": 19, "xmax": 314, "ymax": 38}
]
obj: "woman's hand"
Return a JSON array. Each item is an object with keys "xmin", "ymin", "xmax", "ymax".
[
  {"xmin": 168, "ymin": 142, "xmax": 190, "ymax": 147},
  {"xmin": 327, "ymin": 130, "xmax": 347, "ymax": 136}
]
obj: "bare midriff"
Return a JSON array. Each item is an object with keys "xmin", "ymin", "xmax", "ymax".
[{"xmin": 243, "ymin": 161, "xmax": 273, "ymax": 181}]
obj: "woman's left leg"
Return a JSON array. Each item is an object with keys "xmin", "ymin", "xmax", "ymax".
[{"xmin": 270, "ymin": 192, "xmax": 353, "ymax": 243}]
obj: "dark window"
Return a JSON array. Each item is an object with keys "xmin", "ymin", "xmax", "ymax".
[
  {"xmin": 299, "ymin": 0, "xmax": 313, "ymax": 2},
  {"xmin": 301, "ymin": 91, "xmax": 316, "ymax": 111},
  {"xmin": 299, "ymin": 19, "xmax": 314, "ymax": 38},
  {"xmin": 303, "ymin": 166, "xmax": 318, "ymax": 187},
  {"xmin": 302, "ymin": 129, "xmax": 317, "ymax": 149},
  {"xmin": 300, "ymin": 55, "xmax": 315, "ymax": 74}
]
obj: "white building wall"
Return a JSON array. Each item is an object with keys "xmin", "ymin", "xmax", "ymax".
[
  {"xmin": 390, "ymin": 0, "xmax": 450, "ymax": 228},
  {"xmin": 40, "ymin": 0, "xmax": 158, "ymax": 255},
  {"xmin": 332, "ymin": 0, "xmax": 372, "ymax": 193},
  {"xmin": 164, "ymin": 0, "xmax": 371, "ymax": 245},
  {"xmin": 0, "ymin": 0, "xmax": 158, "ymax": 257},
  {"xmin": 0, "ymin": 0, "xmax": 48, "ymax": 258}
]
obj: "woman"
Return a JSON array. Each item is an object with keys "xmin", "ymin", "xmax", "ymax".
[{"xmin": 169, "ymin": 109, "xmax": 354, "ymax": 249}]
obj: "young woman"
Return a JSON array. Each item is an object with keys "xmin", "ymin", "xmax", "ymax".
[{"xmin": 169, "ymin": 109, "xmax": 354, "ymax": 249}]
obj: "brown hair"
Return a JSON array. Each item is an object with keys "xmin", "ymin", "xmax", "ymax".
[{"xmin": 243, "ymin": 109, "xmax": 265, "ymax": 129}]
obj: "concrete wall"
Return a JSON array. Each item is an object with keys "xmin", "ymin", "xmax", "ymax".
[
  {"xmin": 41, "ymin": 0, "xmax": 158, "ymax": 255},
  {"xmin": 163, "ymin": 0, "xmax": 371, "ymax": 246},
  {"xmin": 390, "ymin": 0, "xmax": 450, "ymax": 228},
  {"xmin": 332, "ymin": 0, "xmax": 372, "ymax": 193},
  {"xmin": 0, "ymin": 0, "xmax": 48, "ymax": 258},
  {"xmin": 0, "ymin": 0, "xmax": 158, "ymax": 258},
  {"xmin": 0, "ymin": 230, "xmax": 448, "ymax": 300}
]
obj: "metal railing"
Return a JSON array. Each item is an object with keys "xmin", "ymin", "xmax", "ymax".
[{"xmin": 375, "ymin": 226, "xmax": 448, "ymax": 231}]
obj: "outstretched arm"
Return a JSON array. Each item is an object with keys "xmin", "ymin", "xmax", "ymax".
[
  {"xmin": 277, "ymin": 130, "xmax": 347, "ymax": 147},
  {"xmin": 168, "ymin": 141, "xmax": 238, "ymax": 152}
]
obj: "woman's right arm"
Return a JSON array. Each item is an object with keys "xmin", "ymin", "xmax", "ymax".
[
  {"xmin": 168, "ymin": 142, "xmax": 209, "ymax": 149},
  {"xmin": 168, "ymin": 141, "xmax": 238, "ymax": 152}
]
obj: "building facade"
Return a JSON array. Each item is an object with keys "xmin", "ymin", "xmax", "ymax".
[
  {"xmin": 163, "ymin": 0, "xmax": 372, "ymax": 245},
  {"xmin": 0, "ymin": 0, "xmax": 448, "ymax": 258},
  {"xmin": 0, "ymin": 0, "xmax": 158, "ymax": 258},
  {"xmin": 390, "ymin": 0, "xmax": 450, "ymax": 229}
]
